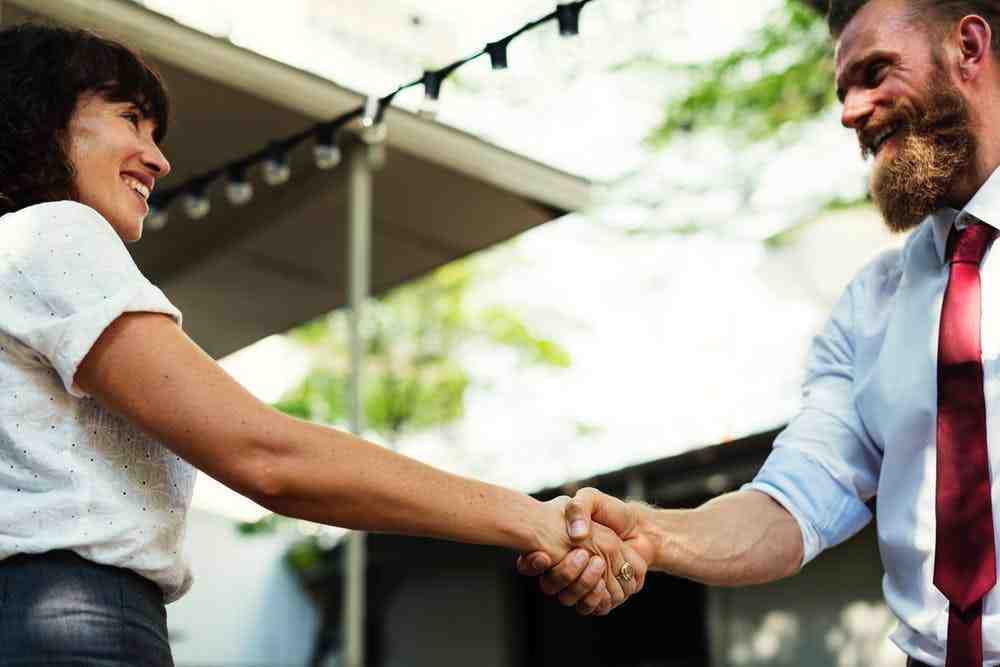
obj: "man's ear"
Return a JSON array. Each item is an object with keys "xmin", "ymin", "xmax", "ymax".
[{"xmin": 956, "ymin": 14, "xmax": 992, "ymax": 81}]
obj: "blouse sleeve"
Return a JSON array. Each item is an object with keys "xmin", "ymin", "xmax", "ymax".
[{"xmin": 0, "ymin": 201, "xmax": 182, "ymax": 398}]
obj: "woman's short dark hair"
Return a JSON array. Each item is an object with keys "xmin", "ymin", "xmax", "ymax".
[{"xmin": 0, "ymin": 23, "xmax": 170, "ymax": 215}]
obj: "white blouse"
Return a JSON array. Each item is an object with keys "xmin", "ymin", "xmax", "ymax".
[{"xmin": 0, "ymin": 201, "xmax": 197, "ymax": 603}]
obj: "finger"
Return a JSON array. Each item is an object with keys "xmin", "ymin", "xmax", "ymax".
[
  {"xmin": 604, "ymin": 566, "xmax": 627, "ymax": 610},
  {"xmin": 556, "ymin": 556, "xmax": 606, "ymax": 607},
  {"xmin": 516, "ymin": 552, "xmax": 552, "ymax": 577},
  {"xmin": 565, "ymin": 489, "xmax": 599, "ymax": 541},
  {"xmin": 539, "ymin": 549, "xmax": 591, "ymax": 596},
  {"xmin": 587, "ymin": 490, "xmax": 638, "ymax": 538},
  {"xmin": 622, "ymin": 544, "xmax": 648, "ymax": 593},
  {"xmin": 601, "ymin": 549, "xmax": 638, "ymax": 610},
  {"xmin": 594, "ymin": 598, "xmax": 613, "ymax": 616},
  {"xmin": 575, "ymin": 579, "xmax": 607, "ymax": 616}
]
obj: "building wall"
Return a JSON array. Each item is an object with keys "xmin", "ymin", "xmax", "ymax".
[
  {"xmin": 707, "ymin": 524, "xmax": 903, "ymax": 667},
  {"xmin": 166, "ymin": 508, "xmax": 319, "ymax": 667},
  {"xmin": 378, "ymin": 559, "xmax": 513, "ymax": 667}
]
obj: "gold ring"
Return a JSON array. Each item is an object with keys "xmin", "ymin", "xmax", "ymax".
[{"xmin": 617, "ymin": 561, "xmax": 634, "ymax": 583}]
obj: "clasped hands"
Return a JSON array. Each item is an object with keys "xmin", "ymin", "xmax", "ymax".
[{"xmin": 520, "ymin": 488, "xmax": 657, "ymax": 616}]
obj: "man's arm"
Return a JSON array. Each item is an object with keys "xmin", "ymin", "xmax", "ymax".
[
  {"xmin": 521, "ymin": 487, "xmax": 803, "ymax": 599},
  {"xmin": 625, "ymin": 490, "xmax": 802, "ymax": 585}
]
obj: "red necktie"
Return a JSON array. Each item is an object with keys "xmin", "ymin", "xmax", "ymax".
[{"xmin": 935, "ymin": 220, "xmax": 998, "ymax": 667}]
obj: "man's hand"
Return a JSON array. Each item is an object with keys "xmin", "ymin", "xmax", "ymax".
[
  {"xmin": 527, "ymin": 495, "xmax": 650, "ymax": 614},
  {"xmin": 518, "ymin": 488, "xmax": 656, "ymax": 615}
]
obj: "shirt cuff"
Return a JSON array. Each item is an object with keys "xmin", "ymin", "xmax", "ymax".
[{"xmin": 742, "ymin": 446, "xmax": 874, "ymax": 567}]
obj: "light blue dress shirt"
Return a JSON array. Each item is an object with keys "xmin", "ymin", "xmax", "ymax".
[{"xmin": 745, "ymin": 166, "xmax": 1000, "ymax": 665}]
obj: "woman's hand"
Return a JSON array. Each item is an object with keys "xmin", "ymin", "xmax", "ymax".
[{"xmin": 525, "ymin": 495, "xmax": 649, "ymax": 615}]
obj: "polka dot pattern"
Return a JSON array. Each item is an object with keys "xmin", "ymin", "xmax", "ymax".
[{"xmin": 0, "ymin": 201, "xmax": 197, "ymax": 604}]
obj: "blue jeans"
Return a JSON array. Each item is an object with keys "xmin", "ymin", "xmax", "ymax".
[{"xmin": 0, "ymin": 549, "xmax": 173, "ymax": 666}]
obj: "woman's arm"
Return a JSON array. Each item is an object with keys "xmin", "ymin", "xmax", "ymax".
[{"xmin": 75, "ymin": 312, "xmax": 641, "ymax": 605}]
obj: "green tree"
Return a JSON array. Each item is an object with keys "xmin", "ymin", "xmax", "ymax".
[
  {"xmin": 612, "ymin": 0, "xmax": 868, "ymax": 242},
  {"xmin": 646, "ymin": 0, "xmax": 834, "ymax": 146}
]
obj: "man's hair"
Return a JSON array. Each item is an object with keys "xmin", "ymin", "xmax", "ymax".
[
  {"xmin": 0, "ymin": 23, "xmax": 170, "ymax": 216},
  {"xmin": 827, "ymin": 0, "xmax": 1000, "ymax": 54}
]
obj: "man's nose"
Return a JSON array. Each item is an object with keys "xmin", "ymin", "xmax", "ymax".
[{"xmin": 840, "ymin": 89, "xmax": 874, "ymax": 130}]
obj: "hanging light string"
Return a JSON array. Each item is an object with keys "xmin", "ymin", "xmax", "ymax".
[{"xmin": 147, "ymin": 1, "xmax": 594, "ymax": 229}]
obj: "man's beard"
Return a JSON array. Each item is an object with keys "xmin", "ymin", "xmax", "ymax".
[{"xmin": 866, "ymin": 69, "xmax": 976, "ymax": 232}]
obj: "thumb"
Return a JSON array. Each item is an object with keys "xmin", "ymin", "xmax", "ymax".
[{"xmin": 566, "ymin": 488, "xmax": 600, "ymax": 541}]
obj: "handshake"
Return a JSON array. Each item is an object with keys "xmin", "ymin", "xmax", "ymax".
[{"xmin": 516, "ymin": 487, "xmax": 660, "ymax": 616}]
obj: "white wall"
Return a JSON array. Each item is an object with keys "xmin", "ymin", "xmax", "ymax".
[
  {"xmin": 707, "ymin": 525, "xmax": 902, "ymax": 667},
  {"xmin": 167, "ymin": 507, "xmax": 319, "ymax": 667}
]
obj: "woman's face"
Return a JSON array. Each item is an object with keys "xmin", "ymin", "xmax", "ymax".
[{"xmin": 65, "ymin": 91, "xmax": 170, "ymax": 242}]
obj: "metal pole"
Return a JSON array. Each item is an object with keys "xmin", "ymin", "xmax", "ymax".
[
  {"xmin": 625, "ymin": 472, "xmax": 646, "ymax": 502},
  {"xmin": 342, "ymin": 137, "xmax": 373, "ymax": 667}
]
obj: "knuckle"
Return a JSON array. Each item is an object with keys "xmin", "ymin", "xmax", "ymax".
[
  {"xmin": 539, "ymin": 576, "xmax": 560, "ymax": 596},
  {"xmin": 558, "ymin": 590, "xmax": 578, "ymax": 607},
  {"xmin": 578, "ymin": 594, "xmax": 600, "ymax": 615},
  {"xmin": 581, "ymin": 571, "xmax": 601, "ymax": 590},
  {"xmin": 581, "ymin": 564, "xmax": 603, "ymax": 588},
  {"xmin": 550, "ymin": 568, "xmax": 573, "ymax": 588}
]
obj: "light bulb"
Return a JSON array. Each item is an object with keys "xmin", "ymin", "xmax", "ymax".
[
  {"xmin": 146, "ymin": 205, "xmax": 168, "ymax": 230},
  {"xmin": 313, "ymin": 143, "xmax": 342, "ymax": 170},
  {"xmin": 182, "ymin": 192, "xmax": 211, "ymax": 219},
  {"xmin": 262, "ymin": 158, "xmax": 291, "ymax": 186},
  {"xmin": 225, "ymin": 179, "xmax": 253, "ymax": 206}
]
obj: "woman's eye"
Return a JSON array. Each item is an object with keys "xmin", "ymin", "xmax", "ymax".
[{"xmin": 122, "ymin": 112, "xmax": 140, "ymax": 128}]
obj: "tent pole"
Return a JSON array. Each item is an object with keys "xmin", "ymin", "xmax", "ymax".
[{"xmin": 342, "ymin": 136, "xmax": 374, "ymax": 667}]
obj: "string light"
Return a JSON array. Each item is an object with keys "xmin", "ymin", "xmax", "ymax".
[
  {"xmin": 419, "ymin": 62, "xmax": 462, "ymax": 119},
  {"xmin": 225, "ymin": 164, "xmax": 254, "ymax": 206},
  {"xmin": 144, "ymin": 1, "xmax": 597, "ymax": 229},
  {"xmin": 556, "ymin": 2, "xmax": 586, "ymax": 36},
  {"xmin": 262, "ymin": 143, "xmax": 292, "ymax": 186},
  {"xmin": 146, "ymin": 202, "xmax": 169, "ymax": 230},
  {"xmin": 182, "ymin": 187, "xmax": 211, "ymax": 219},
  {"xmin": 313, "ymin": 122, "xmax": 342, "ymax": 170},
  {"xmin": 485, "ymin": 37, "xmax": 513, "ymax": 70}
]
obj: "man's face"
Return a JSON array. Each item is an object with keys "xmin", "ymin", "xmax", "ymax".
[
  {"xmin": 835, "ymin": 0, "xmax": 976, "ymax": 231},
  {"xmin": 65, "ymin": 91, "xmax": 170, "ymax": 243}
]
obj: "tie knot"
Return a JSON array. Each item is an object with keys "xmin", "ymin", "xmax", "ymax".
[{"xmin": 947, "ymin": 220, "xmax": 998, "ymax": 264}]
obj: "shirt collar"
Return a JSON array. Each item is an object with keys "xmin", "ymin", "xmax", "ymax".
[{"xmin": 931, "ymin": 165, "xmax": 1000, "ymax": 263}]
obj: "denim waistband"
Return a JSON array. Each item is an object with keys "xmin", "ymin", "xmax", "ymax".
[{"xmin": 0, "ymin": 549, "xmax": 173, "ymax": 666}]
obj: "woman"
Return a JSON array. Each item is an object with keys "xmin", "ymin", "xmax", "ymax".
[{"xmin": 0, "ymin": 23, "xmax": 645, "ymax": 665}]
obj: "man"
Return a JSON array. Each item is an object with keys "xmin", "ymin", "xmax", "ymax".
[{"xmin": 522, "ymin": 2, "xmax": 1000, "ymax": 665}]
